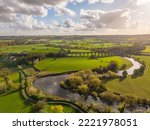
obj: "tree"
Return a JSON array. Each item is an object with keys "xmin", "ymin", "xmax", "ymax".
[
  {"xmin": 108, "ymin": 61, "xmax": 118, "ymax": 72},
  {"xmin": 0, "ymin": 68, "xmax": 10, "ymax": 90},
  {"xmin": 65, "ymin": 76, "xmax": 83, "ymax": 89},
  {"xmin": 91, "ymin": 91, "xmax": 98, "ymax": 99},
  {"xmin": 50, "ymin": 105, "xmax": 64, "ymax": 113},
  {"xmin": 33, "ymin": 100, "xmax": 47, "ymax": 112},
  {"xmin": 89, "ymin": 55, "xmax": 97, "ymax": 59},
  {"xmin": 120, "ymin": 64, "xmax": 127, "ymax": 70},
  {"xmin": 89, "ymin": 78, "xmax": 102, "ymax": 92},
  {"xmin": 122, "ymin": 70, "xmax": 128, "ymax": 78},
  {"xmin": 79, "ymin": 84, "xmax": 89, "ymax": 94},
  {"xmin": 118, "ymin": 103, "xmax": 126, "ymax": 113},
  {"xmin": 139, "ymin": 65, "xmax": 145, "ymax": 74}
]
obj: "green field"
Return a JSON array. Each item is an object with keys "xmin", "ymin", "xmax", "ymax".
[
  {"xmin": 0, "ymin": 91, "xmax": 32, "ymax": 113},
  {"xmin": 0, "ymin": 44, "xmax": 60, "ymax": 53},
  {"xmin": 142, "ymin": 46, "xmax": 150, "ymax": 53},
  {"xmin": 0, "ymin": 70, "xmax": 19, "ymax": 88},
  {"xmin": 106, "ymin": 56, "xmax": 150, "ymax": 99},
  {"xmin": 0, "ymin": 44, "xmax": 91, "ymax": 54},
  {"xmin": 34, "ymin": 56, "xmax": 132, "ymax": 73}
]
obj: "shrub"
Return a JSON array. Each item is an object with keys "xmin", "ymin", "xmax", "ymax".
[
  {"xmin": 118, "ymin": 103, "xmax": 126, "ymax": 113},
  {"xmin": 50, "ymin": 105, "xmax": 64, "ymax": 113}
]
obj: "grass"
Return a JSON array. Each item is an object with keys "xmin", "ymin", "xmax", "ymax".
[
  {"xmin": 0, "ymin": 71, "xmax": 19, "ymax": 88},
  {"xmin": 0, "ymin": 44, "xmax": 92, "ymax": 54},
  {"xmin": 0, "ymin": 44, "xmax": 60, "ymax": 53},
  {"xmin": 0, "ymin": 90, "xmax": 32, "ymax": 113},
  {"xmin": 142, "ymin": 46, "xmax": 150, "ymax": 53},
  {"xmin": 34, "ymin": 56, "xmax": 132, "ymax": 73},
  {"xmin": 106, "ymin": 55, "xmax": 150, "ymax": 99}
]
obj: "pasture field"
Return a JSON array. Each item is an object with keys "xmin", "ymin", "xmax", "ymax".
[
  {"xmin": 48, "ymin": 42, "xmax": 133, "ymax": 49},
  {"xmin": 0, "ymin": 44, "xmax": 60, "ymax": 53},
  {"xmin": 141, "ymin": 46, "xmax": 150, "ymax": 53},
  {"xmin": 0, "ymin": 44, "xmax": 91, "ymax": 54},
  {"xmin": 34, "ymin": 56, "xmax": 132, "ymax": 73},
  {"xmin": 0, "ymin": 90, "xmax": 32, "ymax": 113},
  {"xmin": 106, "ymin": 56, "xmax": 150, "ymax": 99}
]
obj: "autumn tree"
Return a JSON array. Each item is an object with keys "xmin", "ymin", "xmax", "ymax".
[
  {"xmin": 50, "ymin": 105, "xmax": 64, "ymax": 113},
  {"xmin": 65, "ymin": 76, "xmax": 83, "ymax": 89},
  {"xmin": 79, "ymin": 84, "xmax": 89, "ymax": 94}
]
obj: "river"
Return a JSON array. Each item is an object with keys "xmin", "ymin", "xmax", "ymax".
[
  {"xmin": 118, "ymin": 57, "xmax": 142, "ymax": 76},
  {"xmin": 34, "ymin": 57, "xmax": 146, "ymax": 112}
]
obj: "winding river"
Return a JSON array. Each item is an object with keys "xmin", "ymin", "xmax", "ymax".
[
  {"xmin": 118, "ymin": 57, "xmax": 142, "ymax": 76},
  {"xmin": 34, "ymin": 57, "xmax": 144, "ymax": 112}
]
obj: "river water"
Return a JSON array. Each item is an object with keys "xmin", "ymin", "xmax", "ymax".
[{"xmin": 118, "ymin": 57, "xmax": 142, "ymax": 76}]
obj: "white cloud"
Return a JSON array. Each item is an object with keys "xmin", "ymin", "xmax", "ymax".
[
  {"xmin": 129, "ymin": 0, "xmax": 150, "ymax": 6},
  {"xmin": 0, "ymin": 0, "xmax": 79, "ymax": 23},
  {"xmin": 88, "ymin": 0, "xmax": 114, "ymax": 4},
  {"xmin": 63, "ymin": 19, "xmax": 76, "ymax": 27},
  {"xmin": 136, "ymin": 0, "xmax": 150, "ymax": 5},
  {"xmin": 51, "ymin": 21, "xmax": 61, "ymax": 28},
  {"xmin": 0, "ymin": 0, "xmax": 150, "ymax": 35},
  {"xmin": 54, "ymin": 6, "xmax": 76, "ymax": 16},
  {"xmin": 12, "ymin": 15, "xmax": 47, "ymax": 30},
  {"xmin": 0, "ymin": 14, "xmax": 16, "ymax": 23},
  {"xmin": 80, "ymin": 9, "xmax": 130, "ymax": 29}
]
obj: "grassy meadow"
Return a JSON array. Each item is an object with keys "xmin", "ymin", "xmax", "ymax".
[
  {"xmin": 34, "ymin": 56, "xmax": 132, "ymax": 73},
  {"xmin": 0, "ymin": 91, "xmax": 32, "ymax": 113},
  {"xmin": 106, "ymin": 56, "xmax": 150, "ymax": 99},
  {"xmin": 141, "ymin": 46, "xmax": 150, "ymax": 53},
  {"xmin": 0, "ymin": 44, "xmax": 60, "ymax": 53},
  {"xmin": 0, "ymin": 44, "xmax": 91, "ymax": 54}
]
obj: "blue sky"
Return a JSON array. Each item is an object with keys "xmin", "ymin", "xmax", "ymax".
[{"xmin": 0, "ymin": 0, "xmax": 150, "ymax": 35}]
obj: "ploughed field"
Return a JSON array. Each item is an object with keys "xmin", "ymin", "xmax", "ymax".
[
  {"xmin": 106, "ymin": 56, "xmax": 150, "ymax": 99},
  {"xmin": 34, "ymin": 56, "xmax": 132, "ymax": 73}
]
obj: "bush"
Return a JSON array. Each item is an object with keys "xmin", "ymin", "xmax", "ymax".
[
  {"xmin": 65, "ymin": 76, "xmax": 83, "ymax": 89},
  {"xmin": 49, "ymin": 105, "xmax": 64, "ymax": 113},
  {"xmin": 118, "ymin": 103, "xmax": 126, "ymax": 113},
  {"xmin": 0, "ymin": 85, "xmax": 6, "ymax": 94},
  {"xmin": 122, "ymin": 70, "xmax": 128, "ymax": 78},
  {"xmin": 120, "ymin": 64, "xmax": 127, "ymax": 70}
]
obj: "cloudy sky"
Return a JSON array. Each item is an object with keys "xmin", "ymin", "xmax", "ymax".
[{"xmin": 0, "ymin": 0, "xmax": 150, "ymax": 36}]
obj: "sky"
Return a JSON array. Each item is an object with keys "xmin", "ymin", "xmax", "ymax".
[{"xmin": 0, "ymin": 0, "xmax": 150, "ymax": 36}]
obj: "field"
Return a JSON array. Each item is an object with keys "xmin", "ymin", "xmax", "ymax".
[
  {"xmin": 141, "ymin": 46, "xmax": 150, "ymax": 53},
  {"xmin": 0, "ymin": 44, "xmax": 60, "ymax": 53},
  {"xmin": 0, "ymin": 35, "xmax": 149, "ymax": 113},
  {"xmin": 0, "ymin": 44, "xmax": 90, "ymax": 54},
  {"xmin": 0, "ymin": 70, "xmax": 19, "ymax": 88},
  {"xmin": 34, "ymin": 56, "xmax": 132, "ymax": 73},
  {"xmin": 106, "ymin": 56, "xmax": 150, "ymax": 99},
  {"xmin": 0, "ymin": 91, "xmax": 32, "ymax": 113}
]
